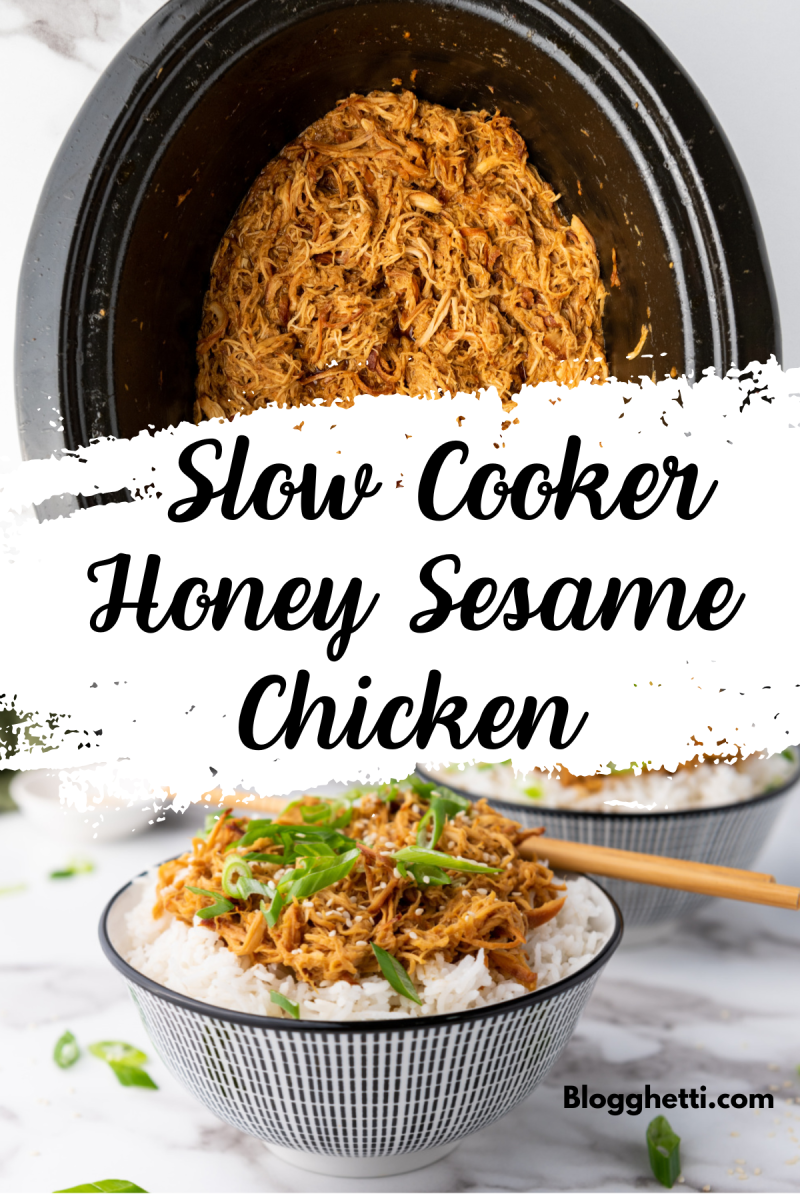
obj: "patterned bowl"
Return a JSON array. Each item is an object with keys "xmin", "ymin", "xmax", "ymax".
[
  {"xmin": 99, "ymin": 871, "xmax": 621, "ymax": 1177},
  {"xmin": 416, "ymin": 764, "xmax": 800, "ymax": 931}
]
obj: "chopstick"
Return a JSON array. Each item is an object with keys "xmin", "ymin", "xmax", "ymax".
[{"xmin": 518, "ymin": 835, "xmax": 800, "ymax": 910}]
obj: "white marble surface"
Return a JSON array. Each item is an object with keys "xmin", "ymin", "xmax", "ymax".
[{"xmin": 1, "ymin": 786, "xmax": 800, "ymax": 1193}]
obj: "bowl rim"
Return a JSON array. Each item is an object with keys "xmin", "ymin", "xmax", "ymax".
[
  {"xmin": 415, "ymin": 753, "xmax": 800, "ymax": 821},
  {"xmin": 98, "ymin": 868, "xmax": 622, "ymax": 1032}
]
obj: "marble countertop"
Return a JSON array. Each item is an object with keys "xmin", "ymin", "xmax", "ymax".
[{"xmin": 1, "ymin": 787, "xmax": 799, "ymax": 1193}]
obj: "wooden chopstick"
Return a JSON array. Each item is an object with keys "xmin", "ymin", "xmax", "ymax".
[{"xmin": 518, "ymin": 835, "xmax": 800, "ymax": 910}]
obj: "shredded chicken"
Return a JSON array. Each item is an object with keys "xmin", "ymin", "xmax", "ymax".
[
  {"xmin": 155, "ymin": 788, "xmax": 565, "ymax": 990},
  {"xmin": 195, "ymin": 89, "xmax": 608, "ymax": 420}
]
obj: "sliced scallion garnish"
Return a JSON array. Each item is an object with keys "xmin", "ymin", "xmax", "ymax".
[
  {"xmin": 53, "ymin": 1030, "xmax": 80, "ymax": 1069},
  {"xmin": 89, "ymin": 1041, "xmax": 147, "ymax": 1066},
  {"xmin": 415, "ymin": 783, "xmax": 470, "ymax": 852},
  {"xmin": 257, "ymin": 848, "xmax": 360, "ymax": 926},
  {"xmin": 371, "ymin": 943, "xmax": 421, "ymax": 1005},
  {"xmin": 185, "ymin": 885, "xmax": 235, "ymax": 919},
  {"xmin": 284, "ymin": 848, "xmax": 360, "ymax": 900},
  {"xmin": 408, "ymin": 862, "xmax": 451, "ymax": 888},
  {"xmin": 270, "ymin": 990, "xmax": 300, "ymax": 1019},
  {"xmin": 89, "ymin": 1041, "xmax": 157, "ymax": 1089},
  {"xmin": 393, "ymin": 846, "xmax": 501, "ymax": 875},
  {"xmin": 646, "ymin": 1116, "xmax": 681, "ymax": 1188},
  {"xmin": 109, "ymin": 1063, "xmax": 158, "ymax": 1089},
  {"xmin": 260, "ymin": 891, "xmax": 286, "ymax": 928},
  {"xmin": 55, "ymin": 1180, "xmax": 147, "ymax": 1193},
  {"xmin": 50, "ymin": 858, "xmax": 94, "ymax": 880},
  {"xmin": 221, "ymin": 855, "xmax": 252, "ymax": 897}
]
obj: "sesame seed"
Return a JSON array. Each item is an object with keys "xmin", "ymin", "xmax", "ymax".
[
  {"xmin": 355, "ymin": 940, "xmax": 367, "ymax": 947},
  {"xmin": 477, "ymin": 888, "xmax": 488, "ymax": 896},
  {"xmin": 423, "ymin": 876, "xmax": 430, "ymax": 884},
  {"xmin": 415, "ymin": 908, "xmax": 424, "ymax": 915},
  {"xmin": 462, "ymin": 890, "xmax": 470, "ymax": 897}
]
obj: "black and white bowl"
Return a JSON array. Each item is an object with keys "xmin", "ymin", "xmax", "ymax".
[
  {"xmin": 416, "ymin": 763, "xmax": 800, "ymax": 931},
  {"xmin": 100, "ymin": 870, "xmax": 621, "ymax": 1177}
]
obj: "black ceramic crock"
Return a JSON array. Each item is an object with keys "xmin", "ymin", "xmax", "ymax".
[{"xmin": 16, "ymin": 0, "xmax": 779, "ymax": 479}]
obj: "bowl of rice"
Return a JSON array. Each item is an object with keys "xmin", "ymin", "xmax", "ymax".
[
  {"xmin": 99, "ymin": 780, "xmax": 621, "ymax": 1177},
  {"xmin": 417, "ymin": 753, "xmax": 800, "ymax": 931}
]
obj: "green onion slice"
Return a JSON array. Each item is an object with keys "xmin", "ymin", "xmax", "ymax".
[
  {"xmin": 236, "ymin": 821, "xmax": 356, "ymax": 855},
  {"xmin": 55, "ymin": 1181, "xmax": 148, "ymax": 1193},
  {"xmin": 53, "ymin": 1030, "xmax": 80, "ymax": 1069},
  {"xmin": 415, "ymin": 796, "xmax": 446, "ymax": 851},
  {"xmin": 408, "ymin": 862, "xmax": 451, "ymax": 888},
  {"xmin": 415, "ymin": 783, "xmax": 471, "ymax": 852},
  {"xmin": 270, "ymin": 990, "xmax": 300, "ymax": 1019},
  {"xmin": 50, "ymin": 859, "xmax": 94, "ymax": 880},
  {"xmin": 647, "ymin": 1116, "xmax": 681, "ymax": 1188},
  {"xmin": 258, "ymin": 848, "xmax": 360, "ymax": 926},
  {"xmin": 260, "ymin": 892, "xmax": 286, "ymax": 928},
  {"xmin": 221, "ymin": 855, "xmax": 252, "ymax": 897},
  {"xmin": 88, "ymin": 1041, "xmax": 157, "ymax": 1088},
  {"xmin": 393, "ymin": 846, "xmax": 501, "ymax": 875},
  {"xmin": 109, "ymin": 1063, "xmax": 158, "ymax": 1089},
  {"xmin": 284, "ymin": 848, "xmax": 360, "ymax": 901},
  {"xmin": 185, "ymin": 885, "xmax": 234, "ymax": 919},
  {"xmin": 88, "ymin": 1041, "xmax": 148, "ymax": 1066},
  {"xmin": 371, "ymin": 943, "xmax": 421, "ymax": 1005},
  {"xmin": 295, "ymin": 841, "xmax": 339, "ymax": 859}
]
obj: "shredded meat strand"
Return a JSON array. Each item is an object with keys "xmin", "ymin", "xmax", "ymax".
[{"xmin": 195, "ymin": 89, "xmax": 608, "ymax": 420}]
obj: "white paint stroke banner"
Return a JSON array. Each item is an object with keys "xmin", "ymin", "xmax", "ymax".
[{"xmin": 2, "ymin": 363, "xmax": 800, "ymax": 798}]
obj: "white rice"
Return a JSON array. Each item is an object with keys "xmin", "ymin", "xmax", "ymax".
[
  {"xmin": 427, "ymin": 751, "xmax": 797, "ymax": 815},
  {"xmin": 123, "ymin": 873, "xmax": 612, "ymax": 1021}
]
